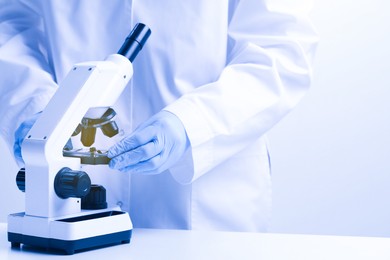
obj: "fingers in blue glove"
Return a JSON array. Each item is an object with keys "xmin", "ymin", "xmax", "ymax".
[
  {"xmin": 108, "ymin": 110, "xmax": 189, "ymax": 175},
  {"xmin": 13, "ymin": 112, "xmax": 42, "ymax": 166},
  {"xmin": 108, "ymin": 125, "xmax": 163, "ymax": 170}
]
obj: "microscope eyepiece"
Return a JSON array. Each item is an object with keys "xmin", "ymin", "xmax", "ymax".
[{"xmin": 118, "ymin": 23, "xmax": 151, "ymax": 62}]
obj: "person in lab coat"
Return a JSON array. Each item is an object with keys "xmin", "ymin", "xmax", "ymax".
[{"xmin": 0, "ymin": 1, "xmax": 317, "ymax": 231}]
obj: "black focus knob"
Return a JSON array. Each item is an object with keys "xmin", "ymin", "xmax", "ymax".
[
  {"xmin": 81, "ymin": 184, "xmax": 108, "ymax": 210},
  {"xmin": 54, "ymin": 167, "xmax": 91, "ymax": 199},
  {"xmin": 16, "ymin": 168, "xmax": 26, "ymax": 192}
]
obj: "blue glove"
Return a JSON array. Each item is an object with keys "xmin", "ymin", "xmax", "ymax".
[
  {"xmin": 13, "ymin": 112, "xmax": 42, "ymax": 166},
  {"xmin": 108, "ymin": 110, "xmax": 189, "ymax": 175}
]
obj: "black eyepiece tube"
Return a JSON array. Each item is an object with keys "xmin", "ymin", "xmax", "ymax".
[{"xmin": 118, "ymin": 23, "xmax": 151, "ymax": 62}]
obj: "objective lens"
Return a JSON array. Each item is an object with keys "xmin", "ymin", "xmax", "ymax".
[
  {"xmin": 81, "ymin": 127, "xmax": 96, "ymax": 147},
  {"xmin": 101, "ymin": 121, "xmax": 119, "ymax": 137}
]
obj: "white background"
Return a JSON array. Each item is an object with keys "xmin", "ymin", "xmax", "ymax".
[
  {"xmin": 268, "ymin": 0, "xmax": 390, "ymax": 237},
  {"xmin": 1, "ymin": 0, "xmax": 390, "ymax": 237}
]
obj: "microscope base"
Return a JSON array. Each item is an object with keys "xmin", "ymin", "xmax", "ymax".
[
  {"xmin": 7, "ymin": 209, "xmax": 132, "ymax": 255},
  {"xmin": 8, "ymin": 230, "xmax": 131, "ymax": 255}
]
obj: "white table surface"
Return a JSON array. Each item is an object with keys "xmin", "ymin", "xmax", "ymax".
[{"xmin": 1, "ymin": 223, "xmax": 390, "ymax": 259}]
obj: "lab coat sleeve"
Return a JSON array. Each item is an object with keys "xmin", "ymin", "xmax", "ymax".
[
  {"xmin": 164, "ymin": 0, "xmax": 318, "ymax": 184},
  {"xmin": 0, "ymin": 1, "xmax": 57, "ymax": 154}
]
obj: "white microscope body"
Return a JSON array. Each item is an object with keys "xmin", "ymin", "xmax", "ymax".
[{"xmin": 7, "ymin": 23, "xmax": 151, "ymax": 255}]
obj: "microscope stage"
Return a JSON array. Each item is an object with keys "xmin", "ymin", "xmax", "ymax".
[{"xmin": 63, "ymin": 147, "xmax": 110, "ymax": 165}]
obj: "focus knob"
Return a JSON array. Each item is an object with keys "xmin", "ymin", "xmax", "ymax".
[
  {"xmin": 54, "ymin": 167, "xmax": 91, "ymax": 199},
  {"xmin": 81, "ymin": 184, "xmax": 108, "ymax": 210},
  {"xmin": 16, "ymin": 168, "xmax": 26, "ymax": 192}
]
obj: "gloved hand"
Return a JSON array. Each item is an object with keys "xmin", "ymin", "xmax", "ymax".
[
  {"xmin": 13, "ymin": 112, "xmax": 42, "ymax": 166},
  {"xmin": 108, "ymin": 110, "xmax": 189, "ymax": 175}
]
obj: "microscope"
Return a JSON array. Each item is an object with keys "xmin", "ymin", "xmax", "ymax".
[{"xmin": 7, "ymin": 23, "xmax": 151, "ymax": 255}]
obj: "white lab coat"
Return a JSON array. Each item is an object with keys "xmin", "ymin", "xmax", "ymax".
[{"xmin": 0, "ymin": 0, "xmax": 317, "ymax": 231}]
